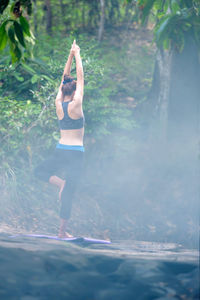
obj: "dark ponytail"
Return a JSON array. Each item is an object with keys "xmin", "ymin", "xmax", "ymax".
[{"xmin": 61, "ymin": 75, "xmax": 76, "ymax": 96}]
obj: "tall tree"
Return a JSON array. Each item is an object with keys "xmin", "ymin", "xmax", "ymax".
[
  {"xmin": 33, "ymin": 0, "xmax": 37, "ymax": 35},
  {"xmin": 45, "ymin": 0, "xmax": 52, "ymax": 35},
  {"xmin": 59, "ymin": 0, "xmax": 65, "ymax": 18},
  {"xmin": 98, "ymin": 0, "xmax": 105, "ymax": 41},
  {"xmin": 134, "ymin": 0, "xmax": 200, "ymax": 142},
  {"xmin": 0, "ymin": 0, "xmax": 34, "ymax": 63}
]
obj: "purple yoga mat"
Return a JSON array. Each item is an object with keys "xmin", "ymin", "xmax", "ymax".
[{"xmin": 10, "ymin": 234, "xmax": 111, "ymax": 244}]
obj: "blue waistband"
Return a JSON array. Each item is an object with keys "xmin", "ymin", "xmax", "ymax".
[{"xmin": 56, "ymin": 143, "xmax": 85, "ymax": 152}]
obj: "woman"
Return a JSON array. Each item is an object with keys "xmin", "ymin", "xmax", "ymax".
[{"xmin": 34, "ymin": 40, "xmax": 84, "ymax": 238}]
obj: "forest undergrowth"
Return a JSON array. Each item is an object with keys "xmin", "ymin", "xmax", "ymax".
[
  {"xmin": 0, "ymin": 26, "xmax": 155, "ymax": 236},
  {"xmin": 1, "ymin": 26, "xmax": 198, "ymax": 248}
]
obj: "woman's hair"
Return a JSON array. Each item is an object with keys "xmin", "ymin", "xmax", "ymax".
[{"xmin": 61, "ymin": 75, "xmax": 76, "ymax": 96}]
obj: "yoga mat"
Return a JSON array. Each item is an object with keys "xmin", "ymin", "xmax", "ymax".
[{"xmin": 10, "ymin": 234, "xmax": 111, "ymax": 244}]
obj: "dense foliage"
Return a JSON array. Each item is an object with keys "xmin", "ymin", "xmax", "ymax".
[
  {"xmin": 0, "ymin": 0, "xmax": 155, "ymax": 234},
  {"xmin": 0, "ymin": 0, "xmax": 34, "ymax": 63},
  {"xmin": 127, "ymin": 0, "xmax": 200, "ymax": 51}
]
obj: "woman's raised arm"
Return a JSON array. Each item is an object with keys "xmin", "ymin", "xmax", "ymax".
[
  {"xmin": 62, "ymin": 40, "xmax": 76, "ymax": 79},
  {"xmin": 56, "ymin": 41, "xmax": 75, "ymax": 103},
  {"xmin": 73, "ymin": 43, "xmax": 84, "ymax": 104}
]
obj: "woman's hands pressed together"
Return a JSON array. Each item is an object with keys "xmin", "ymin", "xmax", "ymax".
[{"xmin": 70, "ymin": 40, "xmax": 80, "ymax": 56}]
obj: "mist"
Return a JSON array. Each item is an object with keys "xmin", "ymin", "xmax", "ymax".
[{"xmin": 73, "ymin": 117, "xmax": 198, "ymax": 249}]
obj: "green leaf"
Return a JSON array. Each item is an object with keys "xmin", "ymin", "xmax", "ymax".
[
  {"xmin": 14, "ymin": 21, "xmax": 26, "ymax": 48},
  {"xmin": 8, "ymin": 26, "xmax": 16, "ymax": 44},
  {"xmin": 163, "ymin": 37, "xmax": 170, "ymax": 50},
  {"xmin": 10, "ymin": 49, "xmax": 18, "ymax": 64},
  {"xmin": 30, "ymin": 57, "xmax": 48, "ymax": 68},
  {"xmin": 10, "ymin": 2, "xmax": 16, "ymax": 14},
  {"xmin": 31, "ymin": 74, "xmax": 39, "ymax": 84},
  {"xmin": 154, "ymin": 0, "xmax": 164, "ymax": 11},
  {"xmin": 139, "ymin": 0, "xmax": 157, "ymax": 24},
  {"xmin": 0, "ymin": 31, "xmax": 8, "ymax": 51},
  {"xmin": 0, "ymin": 22, "xmax": 8, "ymax": 51},
  {"xmin": 0, "ymin": 0, "xmax": 9, "ymax": 14},
  {"xmin": 42, "ymin": 74, "xmax": 55, "ymax": 84},
  {"xmin": 182, "ymin": 22, "xmax": 192, "ymax": 31},
  {"xmin": 13, "ymin": 73, "xmax": 24, "ymax": 82},
  {"xmin": 155, "ymin": 15, "xmax": 171, "ymax": 43},
  {"xmin": 21, "ymin": 63, "xmax": 36, "ymax": 75},
  {"xmin": 14, "ymin": 44, "xmax": 22, "ymax": 60},
  {"xmin": 19, "ymin": 16, "xmax": 31, "ymax": 37},
  {"xmin": 8, "ymin": 40, "xmax": 21, "ymax": 63},
  {"xmin": 171, "ymin": 0, "xmax": 180, "ymax": 14}
]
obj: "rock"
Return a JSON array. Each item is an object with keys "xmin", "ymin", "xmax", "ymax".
[{"xmin": 0, "ymin": 234, "xmax": 198, "ymax": 300}]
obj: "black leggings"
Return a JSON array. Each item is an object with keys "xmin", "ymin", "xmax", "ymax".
[{"xmin": 34, "ymin": 148, "xmax": 84, "ymax": 220}]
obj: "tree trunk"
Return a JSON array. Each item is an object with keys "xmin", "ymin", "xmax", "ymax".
[
  {"xmin": 148, "ymin": 49, "xmax": 172, "ymax": 143},
  {"xmin": 156, "ymin": 49, "xmax": 172, "ymax": 141},
  {"xmin": 33, "ymin": 0, "xmax": 37, "ymax": 35},
  {"xmin": 98, "ymin": 0, "xmax": 105, "ymax": 42},
  {"xmin": 82, "ymin": 1, "xmax": 85, "ymax": 29},
  {"xmin": 45, "ymin": 0, "xmax": 52, "ymax": 35},
  {"xmin": 59, "ymin": 0, "xmax": 65, "ymax": 18},
  {"xmin": 109, "ymin": 0, "xmax": 115, "ymax": 23},
  {"xmin": 149, "ymin": 34, "xmax": 200, "ymax": 144}
]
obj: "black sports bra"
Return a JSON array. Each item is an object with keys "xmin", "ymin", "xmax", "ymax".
[{"xmin": 58, "ymin": 101, "xmax": 84, "ymax": 130}]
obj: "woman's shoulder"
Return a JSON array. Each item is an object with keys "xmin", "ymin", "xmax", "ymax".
[{"xmin": 68, "ymin": 100, "xmax": 83, "ymax": 119}]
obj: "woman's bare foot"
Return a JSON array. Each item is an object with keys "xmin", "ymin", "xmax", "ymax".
[
  {"xmin": 58, "ymin": 219, "xmax": 73, "ymax": 238},
  {"xmin": 58, "ymin": 231, "xmax": 73, "ymax": 239},
  {"xmin": 59, "ymin": 180, "xmax": 66, "ymax": 202}
]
